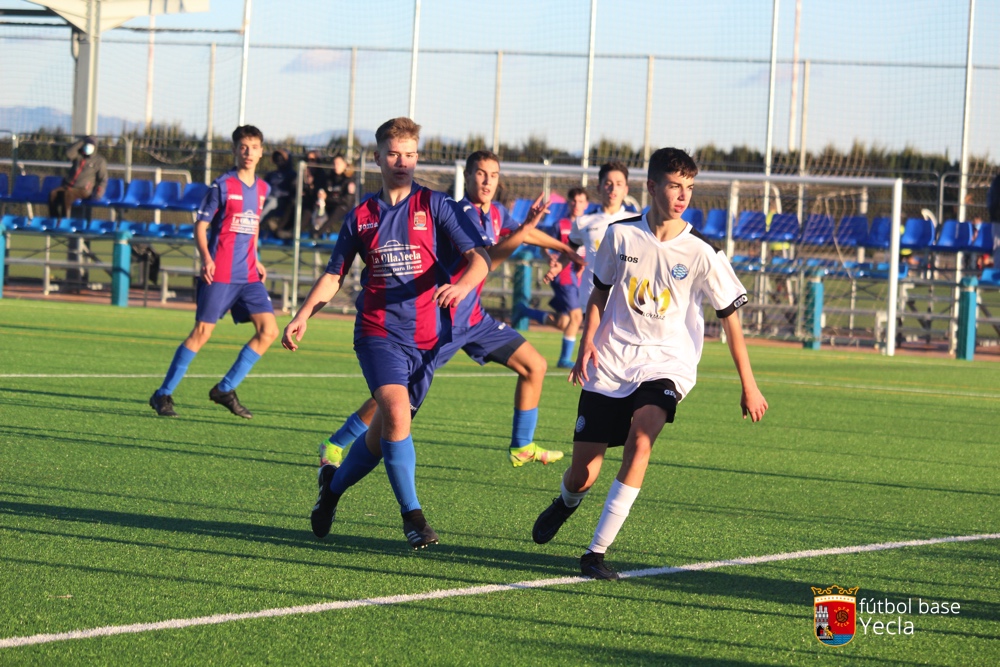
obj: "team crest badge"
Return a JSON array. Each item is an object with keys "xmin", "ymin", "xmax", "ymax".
[
  {"xmin": 413, "ymin": 211, "xmax": 427, "ymax": 231},
  {"xmin": 812, "ymin": 585, "xmax": 859, "ymax": 646},
  {"xmin": 671, "ymin": 264, "xmax": 689, "ymax": 280}
]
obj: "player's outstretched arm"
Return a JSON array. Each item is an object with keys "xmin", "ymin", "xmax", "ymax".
[
  {"xmin": 435, "ymin": 247, "xmax": 490, "ymax": 307},
  {"xmin": 522, "ymin": 227, "xmax": 586, "ymax": 266},
  {"xmin": 486, "ymin": 194, "xmax": 549, "ymax": 268},
  {"xmin": 571, "ymin": 285, "xmax": 609, "ymax": 385},
  {"xmin": 720, "ymin": 311, "xmax": 768, "ymax": 422},
  {"xmin": 282, "ymin": 273, "xmax": 342, "ymax": 351}
]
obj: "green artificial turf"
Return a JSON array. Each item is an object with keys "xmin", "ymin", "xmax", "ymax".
[{"xmin": 0, "ymin": 299, "xmax": 997, "ymax": 666}]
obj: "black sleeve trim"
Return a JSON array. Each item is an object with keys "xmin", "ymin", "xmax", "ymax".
[
  {"xmin": 593, "ymin": 275, "xmax": 612, "ymax": 291},
  {"xmin": 716, "ymin": 293, "xmax": 749, "ymax": 318}
]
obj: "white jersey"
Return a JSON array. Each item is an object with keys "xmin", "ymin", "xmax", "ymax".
[
  {"xmin": 585, "ymin": 214, "xmax": 748, "ymax": 399},
  {"xmin": 569, "ymin": 206, "xmax": 636, "ymax": 307}
]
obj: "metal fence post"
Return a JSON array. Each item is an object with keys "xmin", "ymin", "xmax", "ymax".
[
  {"xmin": 803, "ymin": 270, "xmax": 824, "ymax": 350},
  {"xmin": 111, "ymin": 230, "xmax": 132, "ymax": 307},
  {"xmin": 956, "ymin": 275, "xmax": 978, "ymax": 361},
  {"xmin": 512, "ymin": 260, "xmax": 532, "ymax": 332}
]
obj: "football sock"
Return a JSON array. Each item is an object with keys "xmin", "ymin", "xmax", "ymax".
[
  {"xmin": 330, "ymin": 411, "xmax": 370, "ymax": 448},
  {"xmin": 524, "ymin": 306, "xmax": 549, "ymax": 325},
  {"xmin": 156, "ymin": 344, "xmax": 197, "ymax": 397},
  {"xmin": 217, "ymin": 344, "xmax": 261, "ymax": 393},
  {"xmin": 559, "ymin": 336, "xmax": 576, "ymax": 363},
  {"xmin": 510, "ymin": 407, "xmax": 539, "ymax": 449},
  {"xmin": 587, "ymin": 479, "xmax": 641, "ymax": 554},
  {"xmin": 560, "ymin": 479, "xmax": 589, "ymax": 508},
  {"xmin": 382, "ymin": 435, "xmax": 420, "ymax": 513},
  {"xmin": 329, "ymin": 433, "xmax": 381, "ymax": 495}
]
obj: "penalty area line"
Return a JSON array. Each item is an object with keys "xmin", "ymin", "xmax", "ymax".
[{"xmin": 1, "ymin": 532, "xmax": 997, "ymax": 649}]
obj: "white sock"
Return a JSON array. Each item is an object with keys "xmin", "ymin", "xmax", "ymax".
[
  {"xmin": 560, "ymin": 479, "xmax": 589, "ymax": 508},
  {"xmin": 587, "ymin": 479, "xmax": 640, "ymax": 554}
]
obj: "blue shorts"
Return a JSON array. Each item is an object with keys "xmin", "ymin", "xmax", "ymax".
[
  {"xmin": 457, "ymin": 313, "xmax": 526, "ymax": 366},
  {"xmin": 549, "ymin": 281, "xmax": 580, "ymax": 315},
  {"xmin": 355, "ymin": 336, "xmax": 462, "ymax": 416},
  {"xmin": 196, "ymin": 281, "xmax": 274, "ymax": 325}
]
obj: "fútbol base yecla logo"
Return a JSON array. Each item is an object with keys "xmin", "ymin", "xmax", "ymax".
[{"xmin": 812, "ymin": 585, "xmax": 859, "ymax": 646}]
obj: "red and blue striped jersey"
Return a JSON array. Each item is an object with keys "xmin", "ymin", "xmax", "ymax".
[
  {"xmin": 550, "ymin": 217, "xmax": 581, "ymax": 288},
  {"xmin": 197, "ymin": 170, "xmax": 270, "ymax": 284},
  {"xmin": 450, "ymin": 199, "xmax": 519, "ymax": 329},
  {"xmin": 325, "ymin": 184, "xmax": 489, "ymax": 350}
]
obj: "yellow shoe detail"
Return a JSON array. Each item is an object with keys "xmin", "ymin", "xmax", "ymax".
[{"xmin": 509, "ymin": 443, "xmax": 564, "ymax": 467}]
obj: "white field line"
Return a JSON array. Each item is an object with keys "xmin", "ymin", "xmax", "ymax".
[
  {"xmin": 3, "ymin": 372, "xmax": 1000, "ymax": 400},
  {"xmin": 1, "ymin": 532, "xmax": 997, "ymax": 650}
]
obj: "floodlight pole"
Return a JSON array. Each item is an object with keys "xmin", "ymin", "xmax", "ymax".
[
  {"xmin": 492, "ymin": 51, "xmax": 503, "ymax": 154},
  {"xmin": 580, "ymin": 0, "xmax": 598, "ymax": 187},
  {"xmin": 145, "ymin": 11, "xmax": 155, "ymax": 129},
  {"xmin": 238, "ymin": 0, "xmax": 252, "ymax": 126},
  {"xmin": 762, "ymin": 0, "xmax": 779, "ymax": 216},
  {"xmin": 641, "ymin": 54, "xmax": 654, "ymax": 209},
  {"xmin": 408, "ymin": 0, "xmax": 421, "ymax": 119},
  {"xmin": 957, "ymin": 0, "xmax": 975, "ymax": 226},
  {"xmin": 205, "ymin": 42, "xmax": 216, "ymax": 185},
  {"xmin": 347, "ymin": 47, "xmax": 357, "ymax": 160}
]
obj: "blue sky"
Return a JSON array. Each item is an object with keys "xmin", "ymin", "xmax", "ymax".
[{"xmin": 2, "ymin": 0, "xmax": 998, "ymax": 159}]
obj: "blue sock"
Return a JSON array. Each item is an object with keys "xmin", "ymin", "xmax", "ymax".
[
  {"xmin": 330, "ymin": 412, "xmax": 369, "ymax": 447},
  {"xmin": 157, "ymin": 344, "xmax": 197, "ymax": 397},
  {"xmin": 382, "ymin": 435, "xmax": 420, "ymax": 513},
  {"xmin": 559, "ymin": 336, "xmax": 576, "ymax": 362},
  {"xmin": 511, "ymin": 407, "xmax": 539, "ymax": 448},
  {"xmin": 218, "ymin": 344, "xmax": 261, "ymax": 393},
  {"xmin": 525, "ymin": 306, "xmax": 548, "ymax": 325},
  {"xmin": 329, "ymin": 434, "xmax": 381, "ymax": 495}
]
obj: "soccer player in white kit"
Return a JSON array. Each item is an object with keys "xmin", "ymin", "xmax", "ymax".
[
  {"xmin": 532, "ymin": 147, "xmax": 769, "ymax": 580},
  {"xmin": 569, "ymin": 161, "xmax": 636, "ymax": 308}
]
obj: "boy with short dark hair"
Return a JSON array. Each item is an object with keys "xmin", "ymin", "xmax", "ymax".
[
  {"xmin": 532, "ymin": 147, "xmax": 768, "ymax": 580},
  {"xmin": 150, "ymin": 125, "xmax": 278, "ymax": 419}
]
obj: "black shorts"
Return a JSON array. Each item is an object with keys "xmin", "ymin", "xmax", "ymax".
[{"xmin": 573, "ymin": 379, "xmax": 679, "ymax": 448}]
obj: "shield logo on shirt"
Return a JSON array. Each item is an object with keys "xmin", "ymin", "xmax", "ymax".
[{"xmin": 413, "ymin": 211, "xmax": 427, "ymax": 231}]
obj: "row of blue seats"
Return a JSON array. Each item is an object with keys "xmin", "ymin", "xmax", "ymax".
[
  {"xmin": 682, "ymin": 208, "xmax": 996, "ymax": 254},
  {"xmin": 731, "ymin": 254, "xmax": 911, "ymax": 280},
  {"xmin": 0, "ymin": 214, "xmax": 339, "ymax": 248},
  {"xmin": 0, "ymin": 173, "xmax": 209, "ymax": 212},
  {"xmin": 509, "ymin": 198, "xmax": 641, "ymax": 225}
]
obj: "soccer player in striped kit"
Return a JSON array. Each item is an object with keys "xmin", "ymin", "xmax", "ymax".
[
  {"xmin": 150, "ymin": 125, "xmax": 278, "ymax": 419},
  {"xmin": 283, "ymin": 118, "xmax": 492, "ymax": 549},
  {"xmin": 318, "ymin": 150, "xmax": 581, "ymax": 470}
]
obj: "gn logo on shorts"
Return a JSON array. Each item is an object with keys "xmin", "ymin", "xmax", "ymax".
[{"xmin": 812, "ymin": 585, "xmax": 858, "ymax": 646}]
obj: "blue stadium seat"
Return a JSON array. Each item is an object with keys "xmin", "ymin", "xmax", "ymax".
[
  {"xmin": 119, "ymin": 180, "xmax": 155, "ymax": 209},
  {"xmin": 8, "ymin": 174, "xmax": 40, "ymax": 204},
  {"xmin": 141, "ymin": 181, "xmax": 182, "ymax": 210},
  {"xmin": 866, "ymin": 216, "xmax": 892, "ymax": 249},
  {"xmin": 13, "ymin": 216, "xmax": 43, "ymax": 232},
  {"xmin": 29, "ymin": 175, "xmax": 64, "ymax": 205},
  {"xmin": 700, "ymin": 208, "xmax": 728, "ymax": 240},
  {"xmin": 932, "ymin": 220, "xmax": 971, "ymax": 252},
  {"xmin": 681, "ymin": 207, "xmax": 704, "ymax": 230},
  {"xmin": 800, "ymin": 214, "xmax": 835, "ymax": 245},
  {"xmin": 34, "ymin": 217, "xmax": 62, "ymax": 232},
  {"xmin": 89, "ymin": 220, "xmax": 118, "ymax": 235},
  {"xmin": 168, "ymin": 223, "xmax": 195, "ymax": 239},
  {"xmin": 900, "ymin": 217, "xmax": 934, "ymax": 250},
  {"xmin": 733, "ymin": 211, "xmax": 767, "ymax": 241},
  {"xmin": 980, "ymin": 268, "xmax": 1000, "ymax": 287},
  {"xmin": 140, "ymin": 223, "xmax": 175, "ymax": 237},
  {"xmin": 0, "ymin": 173, "xmax": 8, "ymax": 200},
  {"xmin": 835, "ymin": 215, "xmax": 869, "ymax": 247},
  {"xmin": 763, "ymin": 213, "xmax": 801, "ymax": 243},
  {"xmin": 52, "ymin": 217, "xmax": 87, "ymax": 233},
  {"xmin": 509, "ymin": 198, "xmax": 532, "ymax": 222},
  {"xmin": 167, "ymin": 182, "xmax": 210, "ymax": 212},
  {"xmin": 961, "ymin": 222, "xmax": 994, "ymax": 254},
  {"xmin": 543, "ymin": 201, "xmax": 568, "ymax": 225},
  {"xmin": 1, "ymin": 213, "xmax": 16, "ymax": 228},
  {"xmin": 81, "ymin": 178, "xmax": 125, "ymax": 208},
  {"xmin": 118, "ymin": 222, "xmax": 148, "ymax": 236},
  {"xmin": 765, "ymin": 256, "xmax": 801, "ymax": 274}
]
